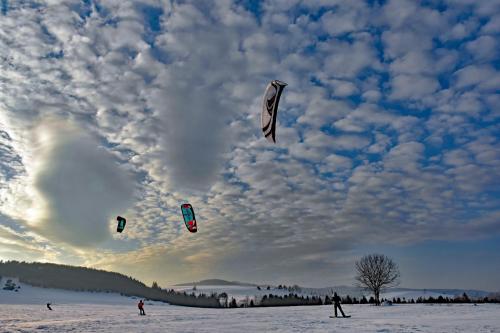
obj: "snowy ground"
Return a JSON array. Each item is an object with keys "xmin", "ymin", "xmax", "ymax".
[
  {"xmin": 1, "ymin": 281, "xmax": 499, "ymax": 332},
  {"xmin": 1, "ymin": 303, "xmax": 499, "ymax": 333}
]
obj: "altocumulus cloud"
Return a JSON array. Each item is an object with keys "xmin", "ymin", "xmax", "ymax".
[{"xmin": 0, "ymin": 0, "xmax": 499, "ymax": 288}]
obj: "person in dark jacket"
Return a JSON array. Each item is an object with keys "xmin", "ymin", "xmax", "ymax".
[
  {"xmin": 138, "ymin": 300, "xmax": 146, "ymax": 315},
  {"xmin": 46, "ymin": 303, "xmax": 52, "ymax": 310},
  {"xmin": 332, "ymin": 292, "xmax": 349, "ymax": 318}
]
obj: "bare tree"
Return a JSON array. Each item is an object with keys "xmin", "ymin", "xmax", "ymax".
[{"xmin": 355, "ymin": 254, "xmax": 400, "ymax": 305}]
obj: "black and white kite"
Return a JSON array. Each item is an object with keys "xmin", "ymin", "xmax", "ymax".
[{"xmin": 261, "ymin": 80, "xmax": 287, "ymax": 143}]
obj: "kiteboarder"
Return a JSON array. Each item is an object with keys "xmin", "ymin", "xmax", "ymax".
[
  {"xmin": 138, "ymin": 299, "xmax": 146, "ymax": 315},
  {"xmin": 332, "ymin": 292, "xmax": 350, "ymax": 318},
  {"xmin": 46, "ymin": 303, "xmax": 52, "ymax": 310}
]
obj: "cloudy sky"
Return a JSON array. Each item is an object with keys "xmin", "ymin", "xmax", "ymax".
[{"xmin": 1, "ymin": 0, "xmax": 499, "ymax": 291}]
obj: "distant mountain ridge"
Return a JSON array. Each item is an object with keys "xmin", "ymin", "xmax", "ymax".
[
  {"xmin": 174, "ymin": 281, "xmax": 494, "ymax": 299},
  {"xmin": 175, "ymin": 279, "xmax": 257, "ymax": 287}
]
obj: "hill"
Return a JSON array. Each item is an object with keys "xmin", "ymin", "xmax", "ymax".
[
  {"xmin": 175, "ymin": 279, "xmax": 256, "ymax": 287},
  {"xmin": 0, "ymin": 261, "xmax": 221, "ymax": 308}
]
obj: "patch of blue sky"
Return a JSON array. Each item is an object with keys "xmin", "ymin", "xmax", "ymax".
[
  {"xmin": 233, "ymin": 180, "xmax": 251, "ymax": 193},
  {"xmin": 140, "ymin": 9, "xmax": 173, "ymax": 64},
  {"xmin": 136, "ymin": 3, "xmax": 163, "ymax": 46},
  {"xmin": 4, "ymin": 0, "xmax": 41, "ymax": 11},
  {"xmin": 100, "ymin": 16, "xmax": 120, "ymax": 28},
  {"xmin": 116, "ymin": 147, "xmax": 139, "ymax": 161},
  {"xmin": 366, "ymin": 0, "xmax": 387, "ymax": 7},
  {"xmin": 434, "ymin": 45, "xmax": 477, "ymax": 74},
  {"xmin": 0, "ymin": 213, "xmax": 28, "ymax": 237},
  {"xmin": 117, "ymin": 46, "xmax": 139, "ymax": 61},
  {"xmin": 420, "ymin": 0, "xmax": 448, "ymax": 12},
  {"xmin": 0, "ymin": 155, "xmax": 23, "ymax": 182},
  {"xmin": 371, "ymin": 30, "xmax": 386, "ymax": 63},
  {"xmin": 70, "ymin": 0, "xmax": 93, "ymax": 21},
  {"xmin": 319, "ymin": 169, "xmax": 353, "ymax": 186},
  {"xmin": 236, "ymin": 0, "xmax": 263, "ymax": 21},
  {"xmin": 39, "ymin": 24, "xmax": 58, "ymax": 44},
  {"xmin": 42, "ymin": 50, "xmax": 64, "ymax": 60},
  {"xmin": 379, "ymin": 103, "xmax": 432, "ymax": 122},
  {"xmin": 292, "ymin": 157, "xmax": 338, "ymax": 185},
  {"xmin": 0, "ymin": 155, "xmax": 12, "ymax": 179},
  {"xmin": 477, "ymin": 191, "xmax": 500, "ymax": 206},
  {"xmin": 294, "ymin": 2, "xmax": 335, "ymax": 22},
  {"xmin": 1, "ymin": 0, "xmax": 7, "ymax": 15},
  {"xmin": 279, "ymin": 112, "xmax": 301, "ymax": 129}
]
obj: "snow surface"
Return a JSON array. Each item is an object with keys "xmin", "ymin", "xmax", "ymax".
[
  {"xmin": 1, "ymin": 281, "xmax": 499, "ymax": 332},
  {"xmin": 1, "ymin": 302, "xmax": 499, "ymax": 332}
]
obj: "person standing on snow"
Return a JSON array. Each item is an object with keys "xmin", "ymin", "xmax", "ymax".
[
  {"xmin": 332, "ymin": 292, "xmax": 349, "ymax": 318},
  {"xmin": 138, "ymin": 300, "xmax": 146, "ymax": 315}
]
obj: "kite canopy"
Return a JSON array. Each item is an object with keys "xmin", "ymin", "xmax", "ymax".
[
  {"xmin": 181, "ymin": 203, "xmax": 197, "ymax": 233},
  {"xmin": 116, "ymin": 216, "xmax": 126, "ymax": 233},
  {"xmin": 261, "ymin": 80, "xmax": 287, "ymax": 143}
]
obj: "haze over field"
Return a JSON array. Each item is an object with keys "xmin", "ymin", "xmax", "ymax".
[{"xmin": 0, "ymin": 0, "xmax": 499, "ymax": 292}]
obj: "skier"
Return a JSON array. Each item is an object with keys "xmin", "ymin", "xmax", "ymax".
[
  {"xmin": 138, "ymin": 299, "xmax": 146, "ymax": 315},
  {"xmin": 332, "ymin": 292, "xmax": 350, "ymax": 318},
  {"xmin": 46, "ymin": 303, "xmax": 52, "ymax": 310}
]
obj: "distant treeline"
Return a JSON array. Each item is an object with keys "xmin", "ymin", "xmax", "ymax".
[
  {"xmin": 226, "ymin": 292, "xmax": 500, "ymax": 308},
  {"xmin": 256, "ymin": 284, "xmax": 302, "ymax": 292},
  {"xmin": 259, "ymin": 293, "xmax": 323, "ymax": 307},
  {"xmin": 0, "ymin": 261, "xmax": 221, "ymax": 308},
  {"xmin": 340, "ymin": 293, "xmax": 500, "ymax": 305}
]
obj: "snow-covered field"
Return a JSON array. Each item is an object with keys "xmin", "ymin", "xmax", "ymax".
[
  {"xmin": 1, "ymin": 281, "xmax": 499, "ymax": 332},
  {"xmin": 1, "ymin": 303, "xmax": 499, "ymax": 333}
]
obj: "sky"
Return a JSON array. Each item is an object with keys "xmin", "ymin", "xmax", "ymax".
[{"xmin": 0, "ymin": 0, "xmax": 499, "ymax": 291}]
